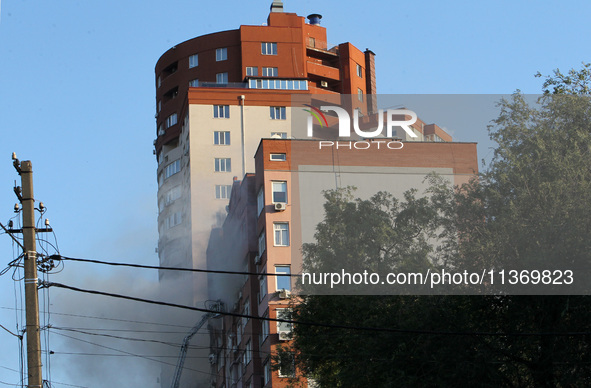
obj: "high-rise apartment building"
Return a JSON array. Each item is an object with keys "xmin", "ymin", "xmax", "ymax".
[
  {"xmin": 154, "ymin": 2, "xmax": 472, "ymax": 386},
  {"xmin": 154, "ymin": 2, "xmax": 379, "ymax": 302}
]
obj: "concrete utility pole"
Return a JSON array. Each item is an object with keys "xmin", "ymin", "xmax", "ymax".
[{"xmin": 19, "ymin": 160, "xmax": 43, "ymax": 388}]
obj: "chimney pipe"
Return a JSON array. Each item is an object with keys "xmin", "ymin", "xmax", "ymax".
[{"xmin": 307, "ymin": 14, "xmax": 322, "ymax": 25}]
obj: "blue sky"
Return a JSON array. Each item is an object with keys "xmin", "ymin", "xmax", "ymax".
[{"xmin": 1, "ymin": 0, "xmax": 590, "ymax": 386}]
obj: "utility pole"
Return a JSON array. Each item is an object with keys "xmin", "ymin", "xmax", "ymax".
[{"xmin": 17, "ymin": 159, "xmax": 43, "ymax": 388}]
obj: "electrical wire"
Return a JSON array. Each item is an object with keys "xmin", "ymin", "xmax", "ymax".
[
  {"xmin": 41, "ymin": 281, "xmax": 591, "ymax": 337},
  {"xmin": 48, "ymin": 327, "xmax": 202, "ymax": 349},
  {"xmin": 52, "ymin": 255, "xmax": 298, "ymax": 278},
  {"xmin": 47, "ymin": 352, "xmax": 209, "ymax": 359},
  {"xmin": 0, "ymin": 306, "xmax": 195, "ymax": 330},
  {"xmin": 51, "ymin": 331, "xmax": 217, "ymax": 379},
  {"xmin": 0, "ymin": 324, "xmax": 21, "ymax": 338}
]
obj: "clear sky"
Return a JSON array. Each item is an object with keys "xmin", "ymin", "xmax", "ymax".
[{"xmin": 1, "ymin": 0, "xmax": 590, "ymax": 386}]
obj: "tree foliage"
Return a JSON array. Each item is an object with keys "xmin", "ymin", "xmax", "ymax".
[{"xmin": 288, "ymin": 65, "xmax": 591, "ymax": 387}]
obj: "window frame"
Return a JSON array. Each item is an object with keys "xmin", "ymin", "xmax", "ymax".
[
  {"xmin": 261, "ymin": 42, "xmax": 278, "ymax": 55},
  {"xmin": 262, "ymin": 67, "xmax": 278, "ymax": 77},
  {"xmin": 246, "ymin": 66, "xmax": 258, "ymax": 76},
  {"xmin": 215, "ymin": 184, "xmax": 232, "ymax": 199},
  {"xmin": 259, "ymin": 276, "xmax": 267, "ymax": 303},
  {"xmin": 276, "ymin": 308, "xmax": 293, "ymax": 336},
  {"xmin": 214, "ymin": 158, "xmax": 231, "ymax": 172},
  {"xmin": 272, "ymin": 181, "xmax": 287, "ymax": 203},
  {"xmin": 213, "ymin": 131, "xmax": 231, "ymax": 145},
  {"xmin": 275, "ymin": 265, "xmax": 291, "ymax": 291},
  {"xmin": 216, "ymin": 48, "xmax": 227, "ymax": 61},
  {"xmin": 213, "ymin": 105, "xmax": 230, "ymax": 118},
  {"xmin": 270, "ymin": 106, "xmax": 286, "ymax": 120},
  {"xmin": 270, "ymin": 153, "xmax": 287, "ymax": 161},
  {"xmin": 356, "ymin": 63, "xmax": 363, "ymax": 78},
  {"xmin": 257, "ymin": 188, "xmax": 265, "ymax": 215},
  {"xmin": 165, "ymin": 113, "xmax": 178, "ymax": 128},
  {"xmin": 273, "ymin": 222, "xmax": 290, "ymax": 246},
  {"xmin": 271, "ymin": 132, "xmax": 288, "ymax": 139},
  {"xmin": 258, "ymin": 231, "xmax": 266, "ymax": 256},
  {"xmin": 216, "ymin": 72, "xmax": 228, "ymax": 84},
  {"xmin": 164, "ymin": 159, "xmax": 181, "ymax": 179},
  {"xmin": 189, "ymin": 54, "xmax": 199, "ymax": 68}
]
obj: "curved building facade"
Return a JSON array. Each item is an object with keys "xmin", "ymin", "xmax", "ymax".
[{"xmin": 153, "ymin": 3, "xmax": 377, "ymax": 386}]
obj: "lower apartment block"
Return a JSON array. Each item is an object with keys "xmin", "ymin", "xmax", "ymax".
[{"xmin": 205, "ymin": 138, "xmax": 478, "ymax": 387}]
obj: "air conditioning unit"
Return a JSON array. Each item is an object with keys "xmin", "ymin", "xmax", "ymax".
[
  {"xmin": 208, "ymin": 353, "xmax": 216, "ymax": 365},
  {"xmin": 278, "ymin": 289, "xmax": 291, "ymax": 299},
  {"xmin": 320, "ymin": 80, "xmax": 328, "ymax": 88},
  {"xmin": 274, "ymin": 202, "xmax": 287, "ymax": 211},
  {"xmin": 278, "ymin": 331, "xmax": 291, "ymax": 341}
]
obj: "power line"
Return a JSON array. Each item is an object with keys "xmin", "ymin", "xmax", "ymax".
[
  {"xmin": 0, "ymin": 324, "xmax": 21, "ymax": 339},
  {"xmin": 52, "ymin": 254, "xmax": 297, "ymax": 278},
  {"xmin": 0, "ymin": 306, "xmax": 194, "ymax": 329},
  {"xmin": 51, "ymin": 331, "xmax": 217, "ymax": 378},
  {"xmin": 48, "ymin": 352, "xmax": 210, "ymax": 359},
  {"xmin": 41, "ymin": 281, "xmax": 591, "ymax": 337},
  {"xmin": 48, "ymin": 327, "xmax": 205, "ymax": 349}
]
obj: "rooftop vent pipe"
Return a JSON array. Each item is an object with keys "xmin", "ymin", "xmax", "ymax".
[
  {"xmin": 307, "ymin": 14, "xmax": 322, "ymax": 25},
  {"xmin": 270, "ymin": 1, "xmax": 284, "ymax": 13}
]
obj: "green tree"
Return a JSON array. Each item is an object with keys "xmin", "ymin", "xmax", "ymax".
[{"xmin": 288, "ymin": 66, "xmax": 591, "ymax": 387}]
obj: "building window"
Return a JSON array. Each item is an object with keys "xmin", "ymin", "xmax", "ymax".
[
  {"xmin": 164, "ymin": 160, "xmax": 180, "ymax": 179},
  {"xmin": 278, "ymin": 352, "xmax": 296, "ymax": 377},
  {"xmin": 257, "ymin": 188, "xmax": 264, "ymax": 215},
  {"xmin": 214, "ymin": 158, "xmax": 231, "ymax": 172},
  {"xmin": 270, "ymin": 153, "xmax": 286, "ymax": 161},
  {"xmin": 248, "ymin": 78, "xmax": 307, "ymax": 90},
  {"xmin": 270, "ymin": 106, "xmax": 286, "ymax": 120},
  {"xmin": 165, "ymin": 186, "xmax": 181, "ymax": 205},
  {"xmin": 157, "ymin": 75, "xmax": 161, "ymax": 88},
  {"xmin": 276, "ymin": 308, "xmax": 293, "ymax": 338},
  {"xmin": 216, "ymin": 48, "xmax": 227, "ymax": 61},
  {"xmin": 242, "ymin": 299, "xmax": 250, "ymax": 330},
  {"xmin": 157, "ymin": 124, "xmax": 165, "ymax": 137},
  {"xmin": 271, "ymin": 132, "xmax": 288, "ymax": 139},
  {"xmin": 165, "ymin": 113, "xmax": 178, "ymax": 128},
  {"xmin": 189, "ymin": 79, "xmax": 199, "ymax": 87},
  {"xmin": 213, "ymin": 105, "xmax": 230, "ymax": 118},
  {"xmin": 261, "ymin": 42, "xmax": 277, "ymax": 55},
  {"xmin": 214, "ymin": 131, "xmax": 230, "ymax": 145},
  {"xmin": 216, "ymin": 72, "xmax": 228, "ymax": 84},
  {"xmin": 259, "ymin": 276, "xmax": 267, "ymax": 302},
  {"xmin": 164, "ymin": 212, "xmax": 182, "ymax": 229},
  {"xmin": 276, "ymin": 265, "xmax": 291, "ymax": 291},
  {"xmin": 273, "ymin": 223, "xmax": 289, "ymax": 246},
  {"xmin": 263, "ymin": 358, "xmax": 271, "ymax": 385},
  {"xmin": 262, "ymin": 67, "xmax": 278, "ymax": 77},
  {"xmin": 272, "ymin": 181, "xmax": 287, "ymax": 203},
  {"xmin": 246, "ymin": 66, "xmax": 258, "ymax": 76},
  {"xmin": 215, "ymin": 185, "xmax": 232, "ymax": 199},
  {"xmin": 356, "ymin": 63, "xmax": 363, "ymax": 78},
  {"xmin": 157, "ymin": 100, "xmax": 161, "ymax": 113},
  {"xmin": 244, "ymin": 340, "xmax": 252, "ymax": 365},
  {"xmin": 261, "ymin": 311, "xmax": 269, "ymax": 345},
  {"xmin": 258, "ymin": 231, "xmax": 266, "ymax": 256},
  {"xmin": 189, "ymin": 54, "xmax": 198, "ymax": 68},
  {"xmin": 358, "ymin": 88, "xmax": 364, "ymax": 102}
]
